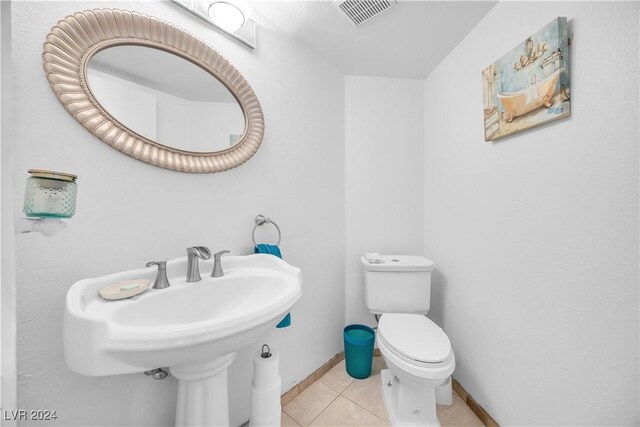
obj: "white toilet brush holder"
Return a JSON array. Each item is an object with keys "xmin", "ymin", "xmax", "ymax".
[{"xmin": 436, "ymin": 376, "xmax": 453, "ymax": 406}]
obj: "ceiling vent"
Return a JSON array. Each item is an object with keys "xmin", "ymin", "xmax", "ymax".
[{"xmin": 333, "ymin": 0, "xmax": 396, "ymax": 27}]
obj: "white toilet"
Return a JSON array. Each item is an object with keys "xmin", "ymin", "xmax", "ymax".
[{"xmin": 361, "ymin": 254, "xmax": 455, "ymax": 427}]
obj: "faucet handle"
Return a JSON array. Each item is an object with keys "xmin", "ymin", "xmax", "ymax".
[
  {"xmin": 187, "ymin": 246, "xmax": 211, "ymax": 260},
  {"xmin": 211, "ymin": 250, "xmax": 230, "ymax": 278},
  {"xmin": 145, "ymin": 261, "xmax": 170, "ymax": 289}
]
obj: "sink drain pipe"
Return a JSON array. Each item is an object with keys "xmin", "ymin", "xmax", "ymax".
[{"xmin": 144, "ymin": 368, "xmax": 168, "ymax": 380}]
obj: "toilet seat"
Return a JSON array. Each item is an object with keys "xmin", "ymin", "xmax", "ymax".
[
  {"xmin": 377, "ymin": 332, "xmax": 455, "ymax": 382},
  {"xmin": 378, "ymin": 314, "xmax": 452, "ymax": 364}
]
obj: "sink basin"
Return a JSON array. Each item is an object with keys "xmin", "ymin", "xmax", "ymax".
[
  {"xmin": 112, "ymin": 274, "xmax": 286, "ymax": 327},
  {"xmin": 64, "ymin": 254, "xmax": 302, "ymax": 426}
]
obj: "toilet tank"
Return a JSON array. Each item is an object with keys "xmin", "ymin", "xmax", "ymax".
[{"xmin": 361, "ymin": 254, "xmax": 435, "ymax": 315}]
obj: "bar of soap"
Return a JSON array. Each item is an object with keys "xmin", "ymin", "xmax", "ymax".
[{"xmin": 100, "ymin": 279, "xmax": 150, "ymax": 300}]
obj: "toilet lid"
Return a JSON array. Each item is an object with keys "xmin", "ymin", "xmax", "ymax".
[{"xmin": 378, "ymin": 314, "xmax": 451, "ymax": 363}]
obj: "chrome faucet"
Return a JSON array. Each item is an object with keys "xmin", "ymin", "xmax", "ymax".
[
  {"xmin": 211, "ymin": 250, "xmax": 230, "ymax": 278},
  {"xmin": 186, "ymin": 246, "xmax": 211, "ymax": 282},
  {"xmin": 146, "ymin": 261, "xmax": 171, "ymax": 289}
]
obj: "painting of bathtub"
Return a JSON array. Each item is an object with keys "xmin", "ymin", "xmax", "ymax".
[{"xmin": 482, "ymin": 17, "xmax": 570, "ymax": 142}]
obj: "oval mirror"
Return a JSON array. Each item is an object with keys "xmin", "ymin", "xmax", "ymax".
[
  {"xmin": 87, "ymin": 45, "xmax": 246, "ymax": 153},
  {"xmin": 42, "ymin": 9, "xmax": 264, "ymax": 173}
]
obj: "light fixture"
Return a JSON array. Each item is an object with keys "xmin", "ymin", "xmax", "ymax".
[
  {"xmin": 170, "ymin": 0, "xmax": 256, "ymax": 49},
  {"xmin": 207, "ymin": 1, "xmax": 247, "ymax": 33}
]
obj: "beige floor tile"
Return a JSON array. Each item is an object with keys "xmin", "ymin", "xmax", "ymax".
[
  {"xmin": 282, "ymin": 411, "xmax": 300, "ymax": 426},
  {"xmin": 341, "ymin": 369, "xmax": 387, "ymax": 420},
  {"xmin": 437, "ymin": 394, "xmax": 485, "ymax": 427},
  {"xmin": 309, "ymin": 396, "xmax": 388, "ymax": 426},
  {"xmin": 307, "ymin": 355, "xmax": 482, "ymax": 427},
  {"xmin": 284, "ymin": 381, "xmax": 339, "ymax": 426},
  {"xmin": 318, "ymin": 360, "xmax": 354, "ymax": 393},
  {"xmin": 372, "ymin": 356, "xmax": 386, "ymax": 375}
]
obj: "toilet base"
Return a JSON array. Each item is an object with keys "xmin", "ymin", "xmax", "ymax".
[{"xmin": 381, "ymin": 369, "xmax": 441, "ymax": 427}]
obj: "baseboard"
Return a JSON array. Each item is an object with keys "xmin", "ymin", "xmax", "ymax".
[
  {"xmin": 280, "ymin": 352, "xmax": 345, "ymax": 406},
  {"xmin": 452, "ymin": 378, "xmax": 499, "ymax": 427}
]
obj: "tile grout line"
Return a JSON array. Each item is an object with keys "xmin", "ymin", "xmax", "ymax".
[
  {"xmin": 320, "ymin": 374, "xmax": 354, "ymax": 394},
  {"xmin": 285, "ymin": 361, "xmax": 383, "ymax": 426},
  {"xmin": 283, "ymin": 353, "xmax": 493, "ymax": 427},
  {"xmin": 340, "ymin": 391, "xmax": 388, "ymax": 424},
  {"xmin": 283, "ymin": 355, "xmax": 388, "ymax": 426},
  {"xmin": 281, "ymin": 350, "xmax": 380, "ymax": 406},
  {"xmin": 281, "ymin": 406, "xmax": 297, "ymax": 425},
  {"xmin": 304, "ymin": 391, "xmax": 343, "ymax": 427},
  {"xmin": 281, "ymin": 352, "xmax": 345, "ymax": 407}
]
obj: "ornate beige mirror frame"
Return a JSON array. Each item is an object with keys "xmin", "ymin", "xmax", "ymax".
[{"xmin": 42, "ymin": 8, "xmax": 264, "ymax": 173}]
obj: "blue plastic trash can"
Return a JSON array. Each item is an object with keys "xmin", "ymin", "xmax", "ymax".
[{"xmin": 343, "ymin": 324, "xmax": 375, "ymax": 379}]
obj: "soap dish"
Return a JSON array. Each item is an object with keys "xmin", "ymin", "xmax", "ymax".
[{"xmin": 99, "ymin": 279, "xmax": 150, "ymax": 301}]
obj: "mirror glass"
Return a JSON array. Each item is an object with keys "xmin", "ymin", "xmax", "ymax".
[{"xmin": 87, "ymin": 45, "xmax": 246, "ymax": 153}]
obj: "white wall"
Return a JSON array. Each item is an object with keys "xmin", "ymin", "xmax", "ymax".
[
  {"xmin": 1, "ymin": 0, "xmax": 17, "ymax": 419},
  {"xmin": 189, "ymin": 101, "xmax": 244, "ymax": 151},
  {"xmin": 157, "ymin": 89, "xmax": 191, "ymax": 151},
  {"xmin": 87, "ymin": 69, "xmax": 158, "ymax": 140},
  {"xmin": 88, "ymin": 70, "xmax": 244, "ymax": 152},
  {"xmin": 11, "ymin": 2, "xmax": 344, "ymax": 426},
  {"xmin": 345, "ymin": 76, "xmax": 424, "ymax": 327},
  {"xmin": 423, "ymin": 2, "xmax": 639, "ymax": 425}
]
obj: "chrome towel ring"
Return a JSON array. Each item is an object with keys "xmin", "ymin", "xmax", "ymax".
[{"xmin": 252, "ymin": 215, "xmax": 282, "ymax": 246}]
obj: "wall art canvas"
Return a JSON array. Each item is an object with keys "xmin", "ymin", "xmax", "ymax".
[{"xmin": 482, "ymin": 17, "xmax": 570, "ymax": 142}]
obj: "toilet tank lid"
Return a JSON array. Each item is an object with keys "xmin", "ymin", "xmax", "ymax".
[{"xmin": 361, "ymin": 255, "xmax": 434, "ymax": 272}]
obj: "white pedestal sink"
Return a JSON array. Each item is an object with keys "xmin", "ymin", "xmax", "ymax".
[{"xmin": 64, "ymin": 254, "xmax": 302, "ymax": 426}]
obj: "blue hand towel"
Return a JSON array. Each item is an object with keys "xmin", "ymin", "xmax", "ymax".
[{"xmin": 254, "ymin": 244, "xmax": 291, "ymax": 328}]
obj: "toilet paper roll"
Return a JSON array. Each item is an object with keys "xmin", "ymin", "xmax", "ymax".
[
  {"xmin": 250, "ymin": 382, "xmax": 281, "ymax": 427},
  {"xmin": 252, "ymin": 349, "xmax": 280, "ymax": 390},
  {"xmin": 250, "ymin": 349, "xmax": 282, "ymax": 427}
]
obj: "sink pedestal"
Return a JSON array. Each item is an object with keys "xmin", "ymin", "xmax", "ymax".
[{"xmin": 171, "ymin": 353, "xmax": 236, "ymax": 427}]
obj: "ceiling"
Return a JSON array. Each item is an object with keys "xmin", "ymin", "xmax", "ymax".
[{"xmin": 249, "ymin": 0, "xmax": 497, "ymax": 79}]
